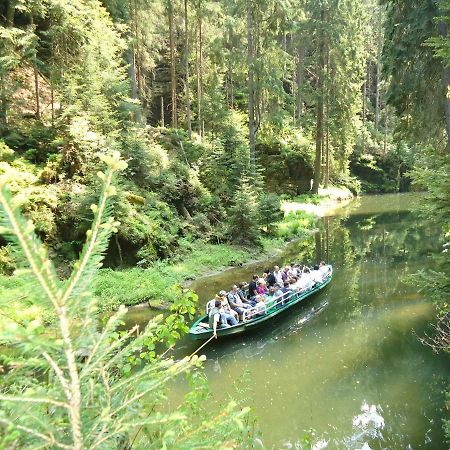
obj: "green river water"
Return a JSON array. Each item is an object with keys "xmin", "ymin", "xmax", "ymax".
[{"xmin": 124, "ymin": 193, "xmax": 449, "ymax": 449}]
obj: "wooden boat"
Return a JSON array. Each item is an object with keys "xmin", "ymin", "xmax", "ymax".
[{"xmin": 188, "ymin": 266, "xmax": 333, "ymax": 340}]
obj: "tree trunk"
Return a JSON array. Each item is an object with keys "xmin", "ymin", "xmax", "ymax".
[
  {"xmin": 184, "ymin": 0, "xmax": 192, "ymax": 138},
  {"xmin": 247, "ymin": 0, "xmax": 256, "ymax": 167},
  {"xmin": 196, "ymin": 1, "xmax": 203, "ymax": 137},
  {"xmin": 375, "ymin": 8, "xmax": 382, "ymax": 130},
  {"xmin": 51, "ymin": 84, "xmax": 55, "ymax": 126},
  {"xmin": 362, "ymin": 65, "xmax": 366, "ymax": 152},
  {"xmin": 168, "ymin": 0, "xmax": 177, "ymax": 127},
  {"xmin": 296, "ymin": 42, "xmax": 305, "ymax": 123},
  {"xmin": 30, "ymin": 14, "xmax": 40, "ymax": 120},
  {"xmin": 128, "ymin": 0, "xmax": 143, "ymax": 124},
  {"xmin": 127, "ymin": 47, "xmax": 142, "ymax": 123},
  {"xmin": 312, "ymin": 9, "xmax": 325, "ymax": 194},
  {"xmin": 1, "ymin": 0, "xmax": 17, "ymax": 128},
  {"xmin": 161, "ymin": 96, "xmax": 165, "ymax": 127},
  {"xmin": 6, "ymin": 0, "xmax": 16, "ymax": 25},
  {"xmin": 34, "ymin": 66, "xmax": 40, "ymax": 119},
  {"xmin": 438, "ymin": 18, "xmax": 450, "ymax": 152},
  {"xmin": 324, "ymin": 26, "xmax": 330, "ymax": 188}
]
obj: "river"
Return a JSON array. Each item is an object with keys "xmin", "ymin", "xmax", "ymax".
[{"xmin": 124, "ymin": 193, "xmax": 449, "ymax": 449}]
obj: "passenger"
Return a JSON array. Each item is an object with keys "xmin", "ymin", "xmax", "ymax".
[
  {"xmin": 238, "ymin": 282, "xmax": 256, "ymax": 306},
  {"xmin": 253, "ymin": 294, "xmax": 267, "ymax": 316},
  {"xmin": 293, "ymin": 264, "xmax": 302, "ymax": 277},
  {"xmin": 213, "ymin": 296, "xmax": 238, "ymax": 328},
  {"xmin": 281, "ymin": 281, "xmax": 292, "ymax": 304},
  {"xmin": 282, "ymin": 266, "xmax": 290, "ymax": 282},
  {"xmin": 209, "ymin": 299, "xmax": 225, "ymax": 338},
  {"xmin": 265, "ymin": 287, "xmax": 277, "ymax": 312},
  {"xmin": 256, "ymin": 279, "xmax": 268, "ymax": 295},
  {"xmin": 248, "ymin": 274, "xmax": 259, "ymax": 299},
  {"xmin": 289, "ymin": 275, "xmax": 300, "ymax": 290},
  {"xmin": 227, "ymin": 285, "xmax": 251, "ymax": 320},
  {"xmin": 319, "ymin": 261, "xmax": 331, "ymax": 278},
  {"xmin": 311, "ymin": 265, "xmax": 323, "ymax": 284},
  {"xmin": 273, "ymin": 265, "xmax": 284, "ymax": 287},
  {"xmin": 298, "ymin": 267, "xmax": 314, "ymax": 291},
  {"xmin": 287, "ymin": 263, "xmax": 296, "ymax": 278},
  {"xmin": 218, "ymin": 290, "xmax": 239, "ymax": 322},
  {"xmin": 273, "ymin": 283, "xmax": 285, "ymax": 308},
  {"xmin": 267, "ymin": 269, "xmax": 276, "ymax": 287}
]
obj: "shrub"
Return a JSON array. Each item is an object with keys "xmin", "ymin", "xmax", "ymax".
[
  {"xmin": 0, "ymin": 141, "xmax": 14, "ymax": 162},
  {"xmin": 258, "ymin": 192, "xmax": 284, "ymax": 234},
  {"xmin": 227, "ymin": 178, "xmax": 260, "ymax": 245},
  {"xmin": 277, "ymin": 210, "xmax": 314, "ymax": 239}
]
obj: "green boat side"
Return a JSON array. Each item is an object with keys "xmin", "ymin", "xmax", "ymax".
[{"xmin": 188, "ymin": 266, "xmax": 333, "ymax": 340}]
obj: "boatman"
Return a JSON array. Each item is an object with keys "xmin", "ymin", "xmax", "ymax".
[{"xmin": 209, "ymin": 299, "xmax": 223, "ymax": 339}]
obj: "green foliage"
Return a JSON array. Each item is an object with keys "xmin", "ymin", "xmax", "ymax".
[
  {"xmin": 258, "ymin": 192, "xmax": 283, "ymax": 234},
  {"xmin": 0, "ymin": 244, "xmax": 15, "ymax": 275},
  {"xmin": 381, "ymin": 0, "xmax": 444, "ymax": 144},
  {"xmin": 0, "ymin": 152, "xmax": 251, "ymax": 448},
  {"xmin": 277, "ymin": 210, "xmax": 314, "ymax": 240},
  {"xmin": 0, "ymin": 141, "xmax": 14, "ymax": 162},
  {"xmin": 227, "ymin": 178, "xmax": 260, "ymax": 246}
]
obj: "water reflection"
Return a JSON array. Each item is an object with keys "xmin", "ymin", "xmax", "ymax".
[
  {"xmin": 186, "ymin": 194, "xmax": 449, "ymax": 449},
  {"xmin": 127, "ymin": 194, "xmax": 449, "ymax": 449}
]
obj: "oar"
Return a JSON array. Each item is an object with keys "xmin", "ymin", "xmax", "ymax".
[{"xmin": 189, "ymin": 334, "xmax": 216, "ymax": 358}]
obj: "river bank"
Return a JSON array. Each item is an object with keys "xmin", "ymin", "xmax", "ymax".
[
  {"xmin": 95, "ymin": 187, "xmax": 354, "ymax": 312},
  {"xmin": 0, "ymin": 188, "xmax": 354, "ymax": 325}
]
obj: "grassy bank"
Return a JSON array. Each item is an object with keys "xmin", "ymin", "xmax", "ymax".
[
  {"xmin": 0, "ymin": 189, "xmax": 352, "ymax": 320},
  {"xmin": 94, "ymin": 237, "xmax": 288, "ymax": 312},
  {"xmin": 94, "ymin": 189, "xmax": 352, "ymax": 311}
]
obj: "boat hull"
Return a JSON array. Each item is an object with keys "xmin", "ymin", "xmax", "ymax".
[{"xmin": 188, "ymin": 267, "xmax": 333, "ymax": 340}]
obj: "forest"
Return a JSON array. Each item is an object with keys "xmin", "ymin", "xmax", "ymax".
[{"xmin": 0, "ymin": 0, "xmax": 449, "ymax": 448}]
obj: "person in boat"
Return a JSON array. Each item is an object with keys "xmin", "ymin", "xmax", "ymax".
[
  {"xmin": 273, "ymin": 283, "xmax": 285, "ymax": 308},
  {"xmin": 298, "ymin": 267, "xmax": 315, "ymax": 291},
  {"xmin": 281, "ymin": 281, "xmax": 292, "ymax": 304},
  {"xmin": 218, "ymin": 291, "xmax": 239, "ymax": 323},
  {"xmin": 238, "ymin": 282, "xmax": 257, "ymax": 306},
  {"xmin": 209, "ymin": 300, "xmax": 224, "ymax": 338},
  {"xmin": 227, "ymin": 285, "xmax": 251, "ymax": 320},
  {"xmin": 311, "ymin": 265, "xmax": 323, "ymax": 284},
  {"xmin": 266, "ymin": 269, "xmax": 276, "ymax": 287},
  {"xmin": 288, "ymin": 263, "xmax": 297, "ymax": 278},
  {"xmin": 256, "ymin": 279, "xmax": 268, "ymax": 295},
  {"xmin": 248, "ymin": 275, "xmax": 259, "ymax": 299},
  {"xmin": 289, "ymin": 275, "xmax": 299, "ymax": 290},
  {"xmin": 273, "ymin": 265, "xmax": 284, "ymax": 287},
  {"xmin": 265, "ymin": 287, "xmax": 278, "ymax": 312},
  {"xmin": 319, "ymin": 261, "xmax": 331, "ymax": 278},
  {"xmin": 282, "ymin": 266, "xmax": 291, "ymax": 282},
  {"xmin": 253, "ymin": 294, "xmax": 267, "ymax": 316}
]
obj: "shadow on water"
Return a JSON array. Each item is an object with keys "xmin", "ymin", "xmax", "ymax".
[{"xmin": 125, "ymin": 193, "xmax": 450, "ymax": 449}]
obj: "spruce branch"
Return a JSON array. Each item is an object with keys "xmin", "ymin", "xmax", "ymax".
[
  {"xmin": 0, "ymin": 184, "xmax": 60, "ymax": 309},
  {"xmin": 0, "ymin": 395, "xmax": 68, "ymax": 409},
  {"xmin": 0, "ymin": 418, "xmax": 71, "ymax": 450}
]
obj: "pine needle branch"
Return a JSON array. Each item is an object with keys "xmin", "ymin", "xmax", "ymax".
[{"xmin": 0, "ymin": 184, "xmax": 60, "ymax": 309}]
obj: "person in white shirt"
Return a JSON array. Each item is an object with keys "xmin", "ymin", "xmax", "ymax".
[
  {"xmin": 319, "ymin": 261, "xmax": 331, "ymax": 278},
  {"xmin": 298, "ymin": 267, "xmax": 315, "ymax": 291},
  {"xmin": 273, "ymin": 265, "xmax": 284, "ymax": 287},
  {"xmin": 311, "ymin": 266, "xmax": 323, "ymax": 284}
]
